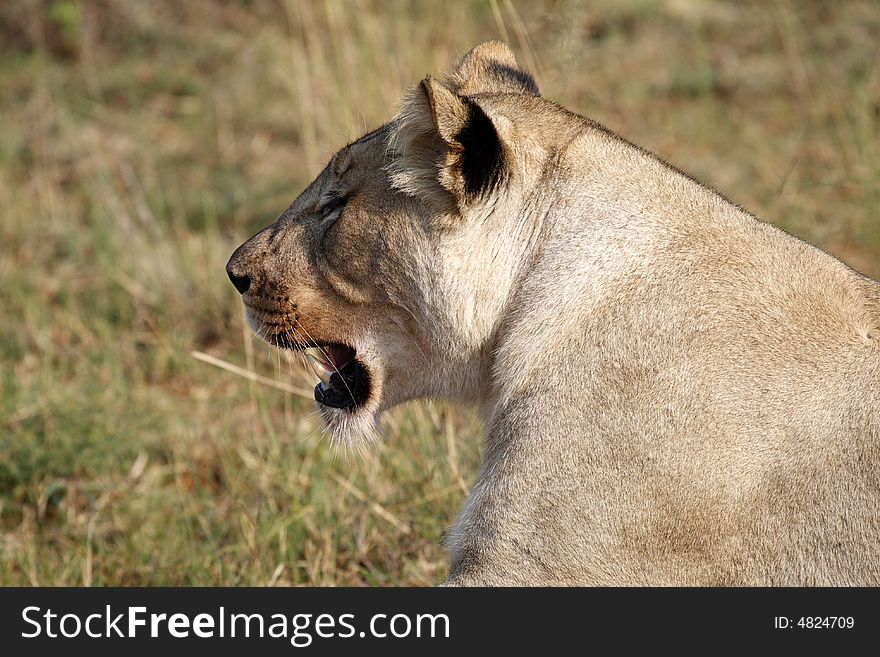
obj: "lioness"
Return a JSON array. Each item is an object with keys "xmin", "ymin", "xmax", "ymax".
[{"xmin": 227, "ymin": 42, "xmax": 880, "ymax": 585}]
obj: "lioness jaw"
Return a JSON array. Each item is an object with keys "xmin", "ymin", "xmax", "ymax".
[{"xmin": 227, "ymin": 41, "xmax": 880, "ymax": 585}]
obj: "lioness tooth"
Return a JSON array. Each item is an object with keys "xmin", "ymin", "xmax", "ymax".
[
  {"xmin": 306, "ymin": 353, "xmax": 332, "ymax": 386},
  {"xmin": 304, "ymin": 347, "xmax": 323, "ymax": 360},
  {"xmin": 305, "ymin": 347, "xmax": 333, "ymax": 366}
]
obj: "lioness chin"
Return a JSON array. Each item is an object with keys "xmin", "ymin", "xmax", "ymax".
[{"xmin": 227, "ymin": 42, "xmax": 880, "ymax": 585}]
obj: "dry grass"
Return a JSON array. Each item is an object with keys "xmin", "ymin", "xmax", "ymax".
[{"xmin": 1, "ymin": 0, "xmax": 877, "ymax": 585}]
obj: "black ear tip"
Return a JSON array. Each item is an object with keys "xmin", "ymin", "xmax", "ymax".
[{"xmin": 489, "ymin": 61, "xmax": 540, "ymax": 95}]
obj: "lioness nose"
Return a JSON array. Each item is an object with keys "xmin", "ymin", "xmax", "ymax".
[
  {"xmin": 227, "ymin": 227, "xmax": 272, "ymax": 295},
  {"xmin": 226, "ymin": 266, "xmax": 251, "ymax": 295}
]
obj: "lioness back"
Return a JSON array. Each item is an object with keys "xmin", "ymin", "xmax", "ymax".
[{"xmin": 228, "ymin": 41, "xmax": 880, "ymax": 585}]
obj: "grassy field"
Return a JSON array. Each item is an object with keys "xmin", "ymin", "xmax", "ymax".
[{"xmin": 1, "ymin": 0, "xmax": 878, "ymax": 586}]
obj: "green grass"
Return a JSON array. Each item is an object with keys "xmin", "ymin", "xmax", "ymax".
[{"xmin": 1, "ymin": 0, "xmax": 878, "ymax": 585}]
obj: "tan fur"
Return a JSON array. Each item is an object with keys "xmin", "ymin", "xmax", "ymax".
[{"xmin": 227, "ymin": 42, "xmax": 880, "ymax": 585}]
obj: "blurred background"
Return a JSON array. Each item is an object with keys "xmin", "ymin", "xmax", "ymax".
[{"xmin": 1, "ymin": 0, "xmax": 877, "ymax": 585}]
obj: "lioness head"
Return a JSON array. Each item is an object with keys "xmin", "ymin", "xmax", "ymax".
[{"xmin": 226, "ymin": 42, "xmax": 559, "ymax": 447}]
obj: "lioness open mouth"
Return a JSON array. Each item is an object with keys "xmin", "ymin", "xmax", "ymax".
[
  {"xmin": 306, "ymin": 344, "xmax": 371, "ymax": 411},
  {"xmin": 273, "ymin": 338, "xmax": 371, "ymax": 412}
]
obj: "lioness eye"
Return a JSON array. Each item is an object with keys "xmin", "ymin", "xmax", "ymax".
[{"xmin": 321, "ymin": 194, "xmax": 347, "ymax": 216}]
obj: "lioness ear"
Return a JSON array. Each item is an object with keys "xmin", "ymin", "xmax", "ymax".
[
  {"xmin": 446, "ymin": 40, "xmax": 539, "ymax": 96},
  {"xmin": 389, "ymin": 75, "xmax": 508, "ymax": 211}
]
